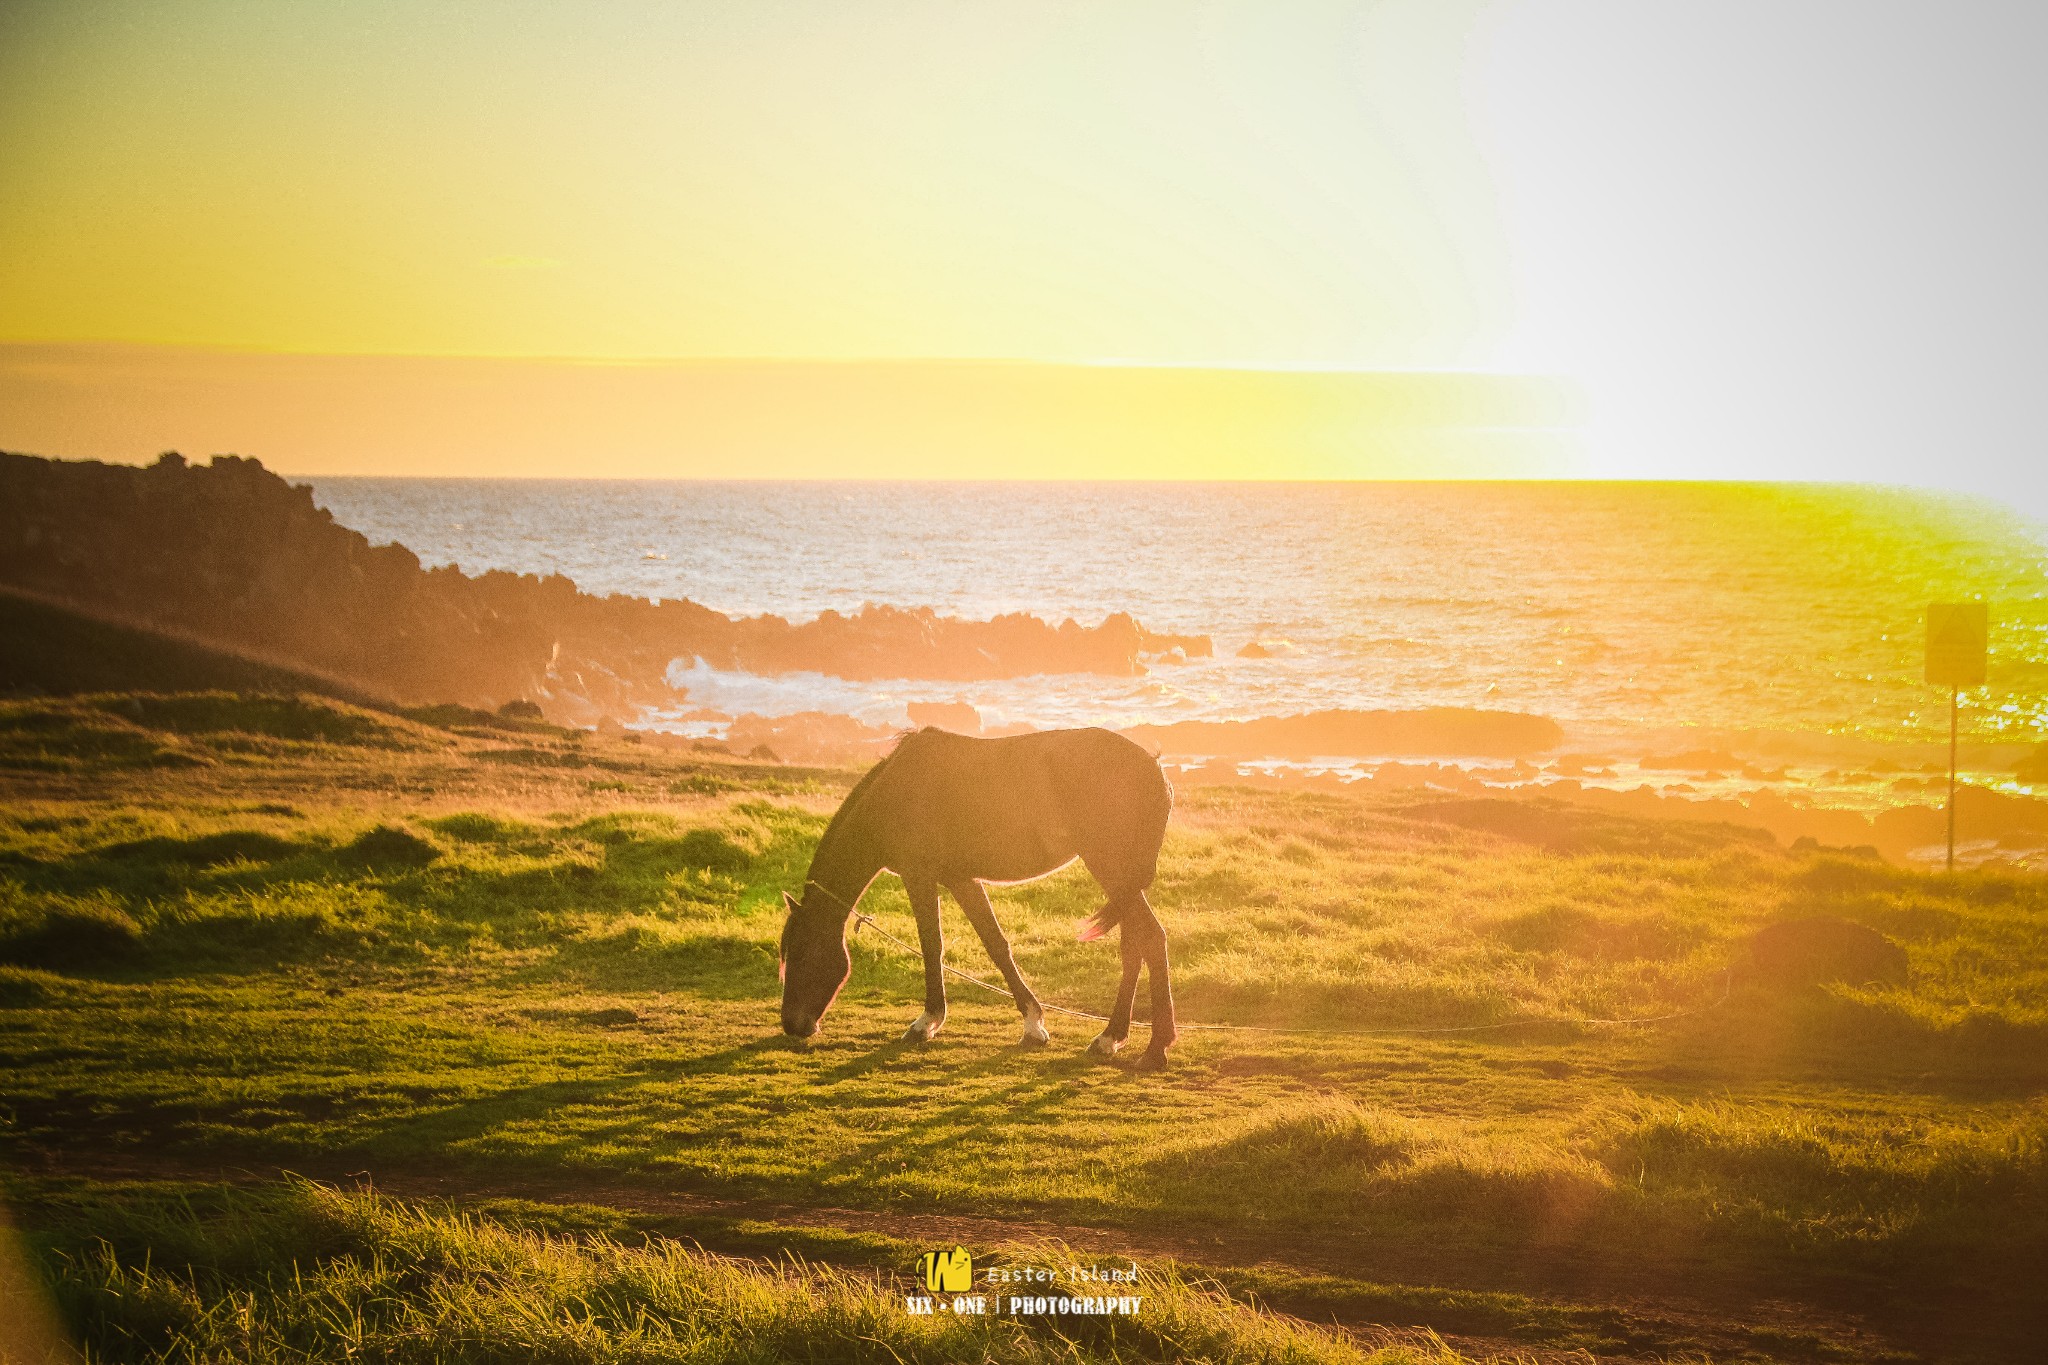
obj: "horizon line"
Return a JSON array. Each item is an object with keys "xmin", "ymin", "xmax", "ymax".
[
  {"xmin": 271, "ymin": 470, "xmax": 1986, "ymax": 496},
  {"xmin": 0, "ymin": 338, "xmax": 1566, "ymax": 381}
]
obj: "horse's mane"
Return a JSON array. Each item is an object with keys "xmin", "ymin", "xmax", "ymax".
[{"xmin": 814, "ymin": 740, "xmax": 901, "ymax": 849}]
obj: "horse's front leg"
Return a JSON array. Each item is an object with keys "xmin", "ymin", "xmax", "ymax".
[
  {"xmin": 902, "ymin": 876, "xmax": 947, "ymax": 1042},
  {"xmin": 951, "ymin": 880, "xmax": 1048, "ymax": 1046}
]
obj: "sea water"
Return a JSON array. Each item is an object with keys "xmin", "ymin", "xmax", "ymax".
[{"xmin": 304, "ymin": 479, "xmax": 2048, "ymax": 793}]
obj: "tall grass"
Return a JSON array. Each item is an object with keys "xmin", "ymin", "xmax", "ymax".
[
  {"xmin": 37, "ymin": 1181, "xmax": 1463, "ymax": 1364},
  {"xmin": 1143, "ymin": 1093, "xmax": 2048, "ymax": 1262},
  {"xmin": 1594, "ymin": 1098, "xmax": 2048, "ymax": 1251}
]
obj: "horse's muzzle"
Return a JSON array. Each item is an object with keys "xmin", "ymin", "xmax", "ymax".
[{"xmin": 782, "ymin": 1013, "xmax": 819, "ymax": 1038}]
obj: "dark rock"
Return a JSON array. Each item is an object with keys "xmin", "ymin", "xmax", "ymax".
[
  {"xmin": 1639, "ymin": 749, "xmax": 1745, "ymax": 773},
  {"xmin": 726, "ymin": 711, "xmax": 895, "ymax": 766}
]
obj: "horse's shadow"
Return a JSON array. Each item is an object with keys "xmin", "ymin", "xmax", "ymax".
[
  {"xmin": 809, "ymin": 1037, "xmax": 920, "ymax": 1084},
  {"xmin": 805, "ymin": 1018, "xmax": 1130, "ymax": 1087},
  {"xmin": 806, "ymin": 1061, "xmax": 1096, "ymax": 1183},
  {"xmin": 351, "ymin": 1035, "xmax": 798, "ymax": 1152}
]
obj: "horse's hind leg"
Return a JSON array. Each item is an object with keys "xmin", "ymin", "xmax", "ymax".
[
  {"xmin": 950, "ymin": 881, "xmax": 1048, "ymax": 1046},
  {"xmin": 1125, "ymin": 891, "xmax": 1177, "ymax": 1070},
  {"xmin": 902, "ymin": 876, "xmax": 946, "ymax": 1042},
  {"xmin": 1089, "ymin": 922, "xmax": 1144, "ymax": 1060}
]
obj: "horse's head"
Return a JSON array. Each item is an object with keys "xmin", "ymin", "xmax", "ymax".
[{"xmin": 779, "ymin": 889, "xmax": 851, "ymax": 1037}]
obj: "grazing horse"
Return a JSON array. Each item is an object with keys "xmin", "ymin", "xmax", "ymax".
[{"xmin": 778, "ymin": 726, "xmax": 1178, "ymax": 1068}]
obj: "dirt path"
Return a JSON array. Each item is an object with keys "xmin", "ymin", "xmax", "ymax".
[{"xmin": 17, "ymin": 1146, "xmax": 2024, "ymax": 1363}]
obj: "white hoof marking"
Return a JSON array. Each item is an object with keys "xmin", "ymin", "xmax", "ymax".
[
  {"xmin": 1020, "ymin": 1011, "xmax": 1051, "ymax": 1046},
  {"xmin": 902, "ymin": 1012, "xmax": 944, "ymax": 1042},
  {"xmin": 1087, "ymin": 1032, "xmax": 1122, "ymax": 1059}
]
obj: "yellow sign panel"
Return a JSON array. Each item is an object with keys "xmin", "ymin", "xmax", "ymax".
[
  {"xmin": 1926, "ymin": 602, "xmax": 1988, "ymax": 688},
  {"xmin": 918, "ymin": 1247, "xmax": 974, "ymax": 1294}
]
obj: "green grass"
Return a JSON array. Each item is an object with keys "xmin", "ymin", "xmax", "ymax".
[
  {"xmin": 2, "ymin": 692, "xmax": 2045, "ymax": 1360},
  {"xmin": 23, "ymin": 1179, "xmax": 1468, "ymax": 1365}
]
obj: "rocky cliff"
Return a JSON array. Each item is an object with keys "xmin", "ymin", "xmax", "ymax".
[{"xmin": 0, "ymin": 451, "xmax": 1209, "ymax": 717}]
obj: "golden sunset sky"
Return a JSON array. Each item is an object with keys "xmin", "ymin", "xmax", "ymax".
[{"xmin": 1, "ymin": 2, "xmax": 2042, "ymax": 511}]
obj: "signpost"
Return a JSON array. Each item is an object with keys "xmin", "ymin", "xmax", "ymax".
[{"xmin": 1925, "ymin": 603, "xmax": 1988, "ymax": 872}]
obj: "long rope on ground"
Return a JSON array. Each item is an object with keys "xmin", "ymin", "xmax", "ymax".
[{"xmin": 850, "ymin": 909, "xmax": 1732, "ymax": 1038}]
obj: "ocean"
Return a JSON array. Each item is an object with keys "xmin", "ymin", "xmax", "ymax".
[{"xmin": 303, "ymin": 479, "xmax": 2048, "ymax": 805}]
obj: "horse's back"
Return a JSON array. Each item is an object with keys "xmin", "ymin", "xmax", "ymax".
[
  {"xmin": 891, "ymin": 726, "xmax": 1166, "ymax": 808},
  {"xmin": 873, "ymin": 727, "xmax": 1169, "ymax": 884}
]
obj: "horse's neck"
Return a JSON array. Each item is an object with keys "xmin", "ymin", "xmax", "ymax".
[{"xmin": 808, "ymin": 805, "xmax": 884, "ymax": 905}]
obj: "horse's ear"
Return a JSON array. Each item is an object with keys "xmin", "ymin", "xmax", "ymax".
[{"xmin": 781, "ymin": 890, "xmax": 799, "ymax": 914}]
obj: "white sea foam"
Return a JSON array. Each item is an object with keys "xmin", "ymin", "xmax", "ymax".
[
  {"xmin": 661, "ymin": 659, "xmax": 911, "ymax": 728},
  {"xmin": 655, "ymin": 656, "xmax": 1239, "ymax": 736}
]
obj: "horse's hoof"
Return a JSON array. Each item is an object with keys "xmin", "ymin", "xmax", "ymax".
[
  {"xmin": 1019, "ymin": 1016, "xmax": 1051, "ymax": 1047},
  {"xmin": 1132, "ymin": 1048, "xmax": 1170, "ymax": 1072},
  {"xmin": 902, "ymin": 1013, "xmax": 944, "ymax": 1043},
  {"xmin": 1087, "ymin": 1033, "xmax": 1122, "ymax": 1060}
]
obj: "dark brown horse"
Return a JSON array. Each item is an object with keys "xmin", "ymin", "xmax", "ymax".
[{"xmin": 778, "ymin": 726, "xmax": 1178, "ymax": 1068}]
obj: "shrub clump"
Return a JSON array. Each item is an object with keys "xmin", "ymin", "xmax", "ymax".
[
  {"xmin": 0, "ymin": 702, "xmax": 204, "ymax": 771},
  {"xmin": 1590, "ymin": 1101, "xmax": 2048, "ymax": 1253},
  {"xmin": 429, "ymin": 812, "xmax": 538, "ymax": 845},
  {"xmin": 1491, "ymin": 902, "xmax": 1703, "ymax": 961},
  {"xmin": 0, "ymin": 965, "xmax": 56, "ymax": 1005},
  {"xmin": 94, "ymin": 692, "xmax": 413, "ymax": 746},
  {"xmin": 1144, "ymin": 1097, "xmax": 1613, "ymax": 1233},
  {"xmin": 105, "ymin": 829, "xmax": 302, "ymax": 868},
  {"xmin": 344, "ymin": 825, "xmax": 441, "ymax": 869},
  {"xmin": 0, "ymin": 896, "xmax": 144, "ymax": 967},
  {"xmin": 676, "ymin": 827, "xmax": 755, "ymax": 874},
  {"xmin": 1744, "ymin": 915, "xmax": 1908, "ymax": 990}
]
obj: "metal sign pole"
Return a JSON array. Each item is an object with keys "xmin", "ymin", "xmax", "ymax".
[
  {"xmin": 1925, "ymin": 603, "xmax": 1986, "ymax": 876},
  {"xmin": 1947, "ymin": 686, "xmax": 1958, "ymax": 873}
]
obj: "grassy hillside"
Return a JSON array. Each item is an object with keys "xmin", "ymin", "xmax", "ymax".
[
  {"xmin": 0, "ymin": 587, "xmax": 389, "ymax": 705},
  {"xmin": 2, "ymin": 691, "xmax": 2044, "ymax": 1361}
]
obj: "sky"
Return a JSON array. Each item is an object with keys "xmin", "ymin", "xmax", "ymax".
[{"xmin": 0, "ymin": 2, "xmax": 2043, "ymax": 511}]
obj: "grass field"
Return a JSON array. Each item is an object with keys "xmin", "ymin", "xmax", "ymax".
[{"xmin": 3, "ymin": 692, "xmax": 2045, "ymax": 1362}]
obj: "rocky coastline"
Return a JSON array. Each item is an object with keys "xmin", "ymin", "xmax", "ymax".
[{"xmin": 0, "ymin": 451, "xmax": 1209, "ymax": 720}]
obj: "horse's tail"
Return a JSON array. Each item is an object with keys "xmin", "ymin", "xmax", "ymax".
[{"xmin": 1077, "ymin": 896, "xmax": 1133, "ymax": 943}]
